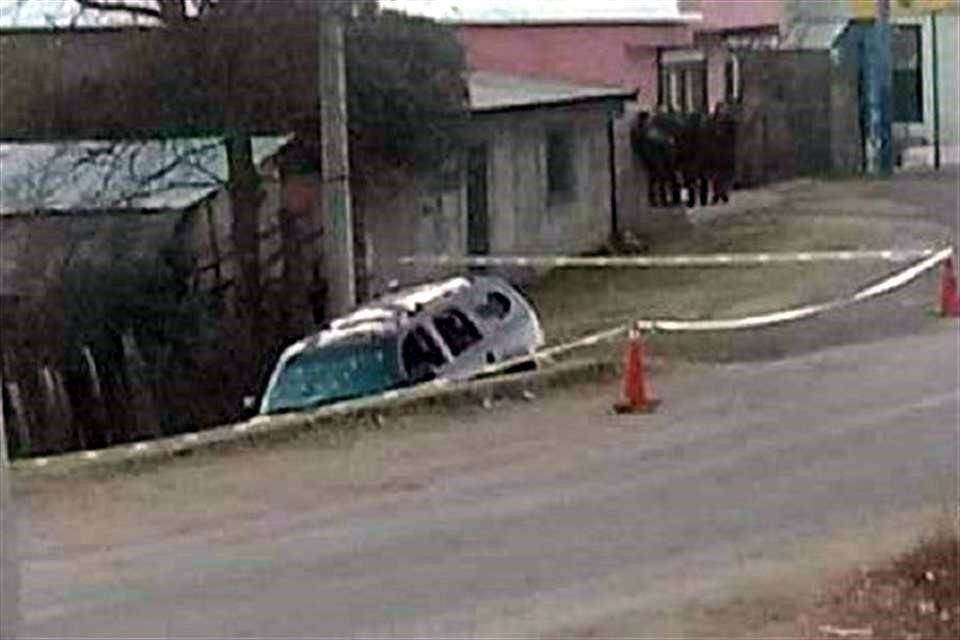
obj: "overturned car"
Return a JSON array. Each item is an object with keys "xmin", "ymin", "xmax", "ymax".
[{"xmin": 256, "ymin": 275, "xmax": 545, "ymax": 415}]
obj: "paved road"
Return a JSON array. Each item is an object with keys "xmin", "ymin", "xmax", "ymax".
[
  {"xmin": 888, "ymin": 167, "xmax": 960, "ymax": 236},
  {"xmin": 17, "ymin": 326, "xmax": 959, "ymax": 638}
]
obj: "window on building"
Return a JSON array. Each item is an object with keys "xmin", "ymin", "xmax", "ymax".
[
  {"xmin": 546, "ymin": 130, "xmax": 575, "ymax": 202},
  {"xmin": 659, "ymin": 65, "xmax": 674, "ymax": 110},
  {"xmin": 677, "ymin": 68, "xmax": 689, "ymax": 111},
  {"xmin": 724, "ymin": 53, "xmax": 742, "ymax": 103},
  {"xmin": 657, "ymin": 65, "xmax": 667, "ymax": 106},
  {"xmin": 658, "ymin": 61, "xmax": 708, "ymax": 113},
  {"xmin": 892, "ymin": 24, "xmax": 922, "ymax": 123},
  {"xmin": 691, "ymin": 64, "xmax": 707, "ymax": 111}
]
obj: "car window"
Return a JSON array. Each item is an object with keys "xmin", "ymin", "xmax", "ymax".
[
  {"xmin": 433, "ymin": 307, "xmax": 483, "ymax": 356},
  {"xmin": 263, "ymin": 340, "xmax": 402, "ymax": 413},
  {"xmin": 475, "ymin": 291, "xmax": 512, "ymax": 321},
  {"xmin": 401, "ymin": 326, "xmax": 446, "ymax": 377}
]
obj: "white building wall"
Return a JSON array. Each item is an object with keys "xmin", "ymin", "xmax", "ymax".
[
  {"xmin": 894, "ymin": 11, "xmax": 960, "ymax": 164},
  {"xmin": 931, "ymin": 11, "xmax": 960, "ymax": 146},
  {"xmin": 360, "ymin": 174, "xmax": 467, "ymax": 297},
  {"xmin": 483, "ymin": 108, "xmax": 614, "ymax": 255},
  {"xmin": 891, "ymin": 12, "xmax": 960, "ymax": 144}
]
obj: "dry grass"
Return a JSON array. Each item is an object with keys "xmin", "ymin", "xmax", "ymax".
[
  {"xmin": 795, "ymin": 527, "xmax": 960, "ymax": 640},
  {"xmin": 526, "ymin": 210, "xmax": 937, "ymax": 362}
]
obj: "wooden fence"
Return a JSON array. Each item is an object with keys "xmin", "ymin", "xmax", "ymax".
[
  {"xmin": 1, "ymin": 332, "xmax": 154, "ymax": 456},
  {"xmin": 0, "ymin": 222, "xmax": 327, "ymax": 459}
]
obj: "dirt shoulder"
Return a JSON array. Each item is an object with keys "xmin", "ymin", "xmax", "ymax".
[
  {"xmin": 793, "ymin": 526, "xmax": 959, "ymax": 640},
  {"xmin": 549, "ymin": 509, "xmax": 958, "ymax": 640}
]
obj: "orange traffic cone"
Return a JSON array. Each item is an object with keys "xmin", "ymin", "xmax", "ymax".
[
  {"xmin": 613, "ymin": 328, "xmax": 660, "ymax": 414},
  {"xmin": 940, "ymin": 255, "xmax": 960, "ymax": 318}
]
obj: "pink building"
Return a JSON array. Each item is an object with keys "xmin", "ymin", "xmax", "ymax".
[
  {"xmin": 386, "ymin": 1, "xmax": 792, "ymax": 223},
  {"xmin": 459, "ymin": 21, "xmax": 694, "ymax": 107},
  {"xmin": 688, "ymin": 0, "xmax": 784, "ymax": 110},
  {"xmin": 455, "ymin": 0, "xmax": 787, "ymax": 110},
  {"xmin": 697, "ymin": 0, "xmax": 784, "ymax": 31}
]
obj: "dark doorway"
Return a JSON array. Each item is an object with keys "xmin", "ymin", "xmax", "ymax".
[{"xmin": 466, "ymin": 144, "xmax": 490, "ymax": 255}]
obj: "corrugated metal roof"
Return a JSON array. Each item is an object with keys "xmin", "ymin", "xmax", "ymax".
[
  {"xmin": 0, "ymin": 135, "xmax": 291, "ymax": 215},
  {"xmin": 468, "ymin": 70, "xmax": 635, "ymax": 112}
]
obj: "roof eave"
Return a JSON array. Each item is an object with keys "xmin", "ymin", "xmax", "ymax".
[
  {"xmin": 0, "ymin": 206, "xmax": 181, "ymax": 218},
  {"xmin": 0, "ymin": 25, "xmax": 156, "ymax": 35},
  {"xmin": 470, "ymin": 93, "xmax": 634, "ymax": 115},
  {"xmin": 694, "ymin": 23, "xmax": 781, "ymax": 37}
]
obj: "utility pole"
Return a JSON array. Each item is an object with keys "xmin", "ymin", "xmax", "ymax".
[
  {"xmin": 931, "ymin": 9, "xmax": 941, "ymax": 170},
  {"xmin": 1, "ymin": 378, "xmax": 20, "ymax": 639},
  {"xmin": 866, "ymin": 0, "xmax": 893, "ymax": 175},
  {"xmin": 318, "ymin": 6, "xmax": 356, "ymax": 317}
]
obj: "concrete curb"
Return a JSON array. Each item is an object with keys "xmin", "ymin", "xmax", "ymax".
[{"xmin": 12, "ymin": 358, "xmax": 619, "ymax": 481}]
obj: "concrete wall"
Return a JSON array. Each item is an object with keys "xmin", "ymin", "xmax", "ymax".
[
  {"xmin": 830, "ymin": 49, "xmax": 867, "ymax": 174},
  {"xmin": 612, "ymin": 103, "xmax": 649, "ymax": 232},
  {"xmin": 737, "ymin": 50, "xmax": 851, "ymax": 184},
  {"xmin": 476, "ymin": 106, "xmax": 615, "ymax": 256},
  {"xmin": 360, "ymin": 173, "xmax": 466, "ymax": 297},
  {"xmin": 363, "ymin": 104, "xmax": 624, "ymax": 287}
]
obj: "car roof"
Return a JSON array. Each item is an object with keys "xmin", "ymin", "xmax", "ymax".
[
  {"xmin": 292, "ymin": 275, "xmax": 507, "ymax": 353},
  {"xmin": 371, "ymin": 276, "xmax": 474, "ymax": 316}
]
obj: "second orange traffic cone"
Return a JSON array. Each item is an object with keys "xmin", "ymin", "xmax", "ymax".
[
  {"xmin": 613, "ymin": 328, "xmax": 660, "ymax": 414},
  {"xmin": 940, "ymin": 255, "xmax": 960, "ymax": 318}
]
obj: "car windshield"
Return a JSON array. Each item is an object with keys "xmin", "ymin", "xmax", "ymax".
[{"xmin": 262, "ymin": 338, "xmax": 403, "ymax": 413}]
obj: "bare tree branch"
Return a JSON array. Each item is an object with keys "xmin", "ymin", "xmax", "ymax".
[
  {"xmin": 138, "ymin": 141, "xmax": 221, "ymax": 184},
  {"xmin": 66, "ymin": 140, "xmax": 225, "ymax": 207}
]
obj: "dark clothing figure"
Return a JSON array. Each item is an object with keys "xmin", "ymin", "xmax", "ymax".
[
  {"xmin": 632, "ymin": 111, "xmax": 680, "ymax": 207},
  {"xmin": 705, "ymin": 102, "xmax": 738, "ymax": 204}
]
